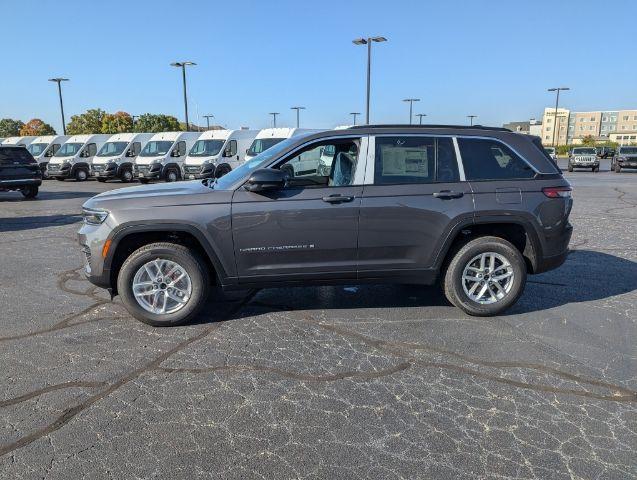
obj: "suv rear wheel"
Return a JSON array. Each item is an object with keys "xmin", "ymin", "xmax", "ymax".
[
  {"xmin": 117, "ymin": 242, "xmax": 210, "ymax": 326},
  {"xmin": 20, "ymin": 186, "xmax": 38, "ymax": 199},
  {"xmin": 443, "ymin": 236, "xmax": 526, "ymax": 316}
]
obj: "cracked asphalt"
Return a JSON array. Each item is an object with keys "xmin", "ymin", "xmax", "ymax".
[{"xmin": 0, "ymin": 159, "xmax": 635, "ymax": 479}]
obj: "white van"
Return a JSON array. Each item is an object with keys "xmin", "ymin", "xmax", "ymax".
[
  {"xmin": 134, "ymin": 131, "xmax": 201, "ymax": 183},
  {"xmin": 46, "ymin": 134, "xmax": 112, "ymax": 181},
  {"xmin": 26, "ymin": 135, "xmax": 70, "ymax": 176},
  {"xmin": 182, "ymin": 129, "xmax": 259, "ymax": 179},
  {"xmin": 244, "ymin": 128, "xmax": 320, "ymax": 161},
  {"xmin": 2, "ymin": 136, "xmax": 37, "ymax": 147},
  {"xmin": 92, "ymin": 133, "xmax": 154, "ymax": 183}
]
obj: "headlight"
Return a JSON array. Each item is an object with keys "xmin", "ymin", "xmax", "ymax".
[{"xmin": 82, "ymin": 207, "xmax": 109, "ymax": 225}]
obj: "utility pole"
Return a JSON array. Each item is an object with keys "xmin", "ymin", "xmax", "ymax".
[
  {"xmin": 350, "ymin": 112, "xmax": 361, "ymax": 125},
  {"xmin": 548, "ymin": 87, "xmax": 570, "ymax": 147},
  {"xmin": 290, "ymin": 106, "xmax": 306, "ymax": 128},
  {"xmin": 203, "ymin": 114, "xmax": 215, "ymax": 130},
  {"xmin": 467, "ymin": 115, "xmax": 477, "ymax": 126},
  {"xmin": 269, "ymin": 112, "xmax": 280, "ymax": 128},
  {"xmin": 403, "ymin": 98, "xmax": 420, "ymax": 124},
  {"xmin": 170, "ymin": 61, "xmax": 197, "ymax": 131},
  {"xmin": 48, "ymin": 78, "xmax": 69, "ymax": 135},
  {"xmin": 415, "ymin": 113, "xmax": 427, "ymax": 125},
  {"xmin": 352, "ymin": 36, "xmax": 387, "ymax": 124}
]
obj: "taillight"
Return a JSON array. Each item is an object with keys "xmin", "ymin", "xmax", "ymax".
[{"xmin": 542, "ymin": 186, "xmax": 572, "ymax": 198}]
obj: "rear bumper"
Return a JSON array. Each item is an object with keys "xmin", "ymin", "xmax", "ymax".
[
  {"xmin": 0, "ymin": 177, "xmax": 42, "ymax": 190},
  {"xmin": 533, "ymin": 223, "xmax": 573, "ymax": 274}
]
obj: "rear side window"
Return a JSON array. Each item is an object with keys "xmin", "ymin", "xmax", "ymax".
[
  {"xmin": 458, "ymin": 138, "xmax": 535, "ymax": 180},
  {"xmin": 0, "ymin": 147, "xmax": 36, "ymax": 165},
  {"xmin": 374, "ymin": 136, "xmax": 459, "ymax": 185}
]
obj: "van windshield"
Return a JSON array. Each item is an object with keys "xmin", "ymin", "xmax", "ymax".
[
  {"xmin": 247, "ymin": 137, "xmax": 285, "ymax": 156},
  {"xmin": 97, "ymin": 142, "xmax": 128, "ymax": 157},
  {"xmin": 620, "ymin": 147, "xmax": 637, "ymax": 155},
  {"xmin": 140, "ymin": 141, "xmax": 173, "ymax": 157},
  {"xmin": 27, "ymin": 143, "xmax": 48, "ymax": 156},
  {"xmin": 189, "ymin": 139, "xmax": 225, "ymax": 157},
  {"xmin": 572, "ymin": 148, "xmax": 596, "ymax": 155},
  {"xmin": 214, "ymin": 136, "xmax": 299, "ymax": 190},
  {"xmin": 55, "ymin": 143, "xmax": 83, "ymax": 157}
]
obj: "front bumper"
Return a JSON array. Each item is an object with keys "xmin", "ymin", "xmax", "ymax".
[
  {"xmin": 77, "ymin": 223, "xmax": 113, "ymax": 290},
  {"xmin": 570, "ymin": 158, "xmax": 599, "ymax": 167},
  {"xmin": 183, "ymin": 163, "xmax": 215, "ymax": 179},
  {"xmin": 47, "ymin": 163, "xmax": 72, "ymax": 178},
  {"xmin": 135, "ymin": 164, "xmax": 161, "ymax": 179},
  {"xmin": 618, "ymin": 159, "xmax": 637, "ymax": 168}
]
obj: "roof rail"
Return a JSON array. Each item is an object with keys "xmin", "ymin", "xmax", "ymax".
[{"xmin": 348, "ymin": 124, "xmax": 512, "ymax": 132}]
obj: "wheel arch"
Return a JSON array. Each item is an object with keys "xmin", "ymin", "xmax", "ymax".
[{"xmin": 161, "ymin": 163, "xmax": 181, "ymax": 180}]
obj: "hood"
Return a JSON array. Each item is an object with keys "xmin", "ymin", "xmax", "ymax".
[
  {"xmin": 93, "ymin": 155, "xmax": 121, "ymax": 164},
  {"xmin": 136, "ymin": 156, "xmax": 165, "ymax": 165},
  {"xmin": 184, "ymin": 155, "xmax": 218, "ymax": 165},
  {"xmin": 49, "ymin": 156, "xmax": 74, "ymax": 164}
]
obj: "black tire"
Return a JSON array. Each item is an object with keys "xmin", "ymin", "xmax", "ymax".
[
  {"xmin": 593, "ymin": 166, "xmax": 599, "ymax": 172},
  {"xmin": 120, "ymin": 169, "xmax": 133, "ymax": 183},
  {"xmin": 20, "ymin": 186, "xmax": 38, "ymax": 199},
  {"xmin": 165, "ymin": 169, "xmax": 179, "ymax": 182},
  {"xmin": 614, "ymin": 164, "xmax": 621, "ymax": 173},
  {"xmin": 139, "ymin": 178, "xmax": 150, "ymax": 184},
  {"xmin": 75, "ymin": 168, "xmax": 88, "ymax": 182},
  {"xmin": 443, "ymin": 236, "xmax": 527, "ymax": 317},
  {"xmin": 567, "ymin": 163, "xmax": 573, "ymax": 172},
  {"xmin": 97, "ymin": 178, "xmax": 107, "ymax": 183},
  {"xmin": 117, "ymin": 242, "xmax": 211, "ymax": 327}
]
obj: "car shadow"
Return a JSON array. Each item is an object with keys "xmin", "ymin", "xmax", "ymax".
[
  {"xmin": 0, "ymin": 214, "xmax": 82, "ymax": 232},
  {"xmin": 0, "ymin": 191, "xmax": 101, "ymax": 202},
  {"xmin": 193, "ymin": 249, "xmax": 636, "ymax": 323}
]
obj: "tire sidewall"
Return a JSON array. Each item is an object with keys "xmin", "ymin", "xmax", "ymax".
[
  {"xmin": 448, "ymin": 239, "xmax": 526, "ymax": 316},
  {"xmin": 117, "ymin": 245, "xmax": 209, "ymax": 326}
]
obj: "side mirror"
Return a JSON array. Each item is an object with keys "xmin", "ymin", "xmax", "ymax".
[
  {"xmin": 171, "ymin": 149, "xmax": 180, "ymax": 157},
  {"xmin": 244, "ymin": 168, "xmax": 288, "ymax": 192},
  {"xmin": 223, "ymin": 148, "xmax": 232, "ymax": 157}
]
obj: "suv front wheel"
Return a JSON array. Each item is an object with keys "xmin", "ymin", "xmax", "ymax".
[
  {"xmin": 117, "ymin": 242, "xmax": 210, "ymax": 326},
  {"xmin": 443, "ymin": 236, "xmax": 526, "ymax": 316}
]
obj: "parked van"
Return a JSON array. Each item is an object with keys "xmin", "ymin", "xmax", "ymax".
[
  {"xmin": 92, "ymin": 133, "xmax": 154, "ymax": 183},
  {"xmin": 134, "ymin": 132, "xmax": 200, "ymax": 183},
  {"xmin": 2, "ymin": 136, "xmax": 37, "ymax": 147},
  {"xmin": 182, "ymin": 129, "xmax": 259, "ymax": 179},
  {"xmin": 244, "ymin": 128, "xmax": 319, "ymax": 161},
  {"xmin": 26, "ymin": 135, "xmax": 70, "ymax": 175},
  {"xmin": 46, "ymin": 134, "xmax": 112, "ymax": 181}
]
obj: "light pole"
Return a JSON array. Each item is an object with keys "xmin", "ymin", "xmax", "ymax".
[
  {"xmin": 415, "ymin": 113, "xmax": 427, "ymax": 125},
  {"xmin": 403, "ymin": 98, "xmax": 420, "ymax": 124},
  {"xmin": 548, "ymin": 87, "xmax": 570, "ymax": 147},
  {"xmin": 290, "ymin": 106, "xmax": 305, "ymax": 128},
  {"xmin": 269, "ymin": 112, "xmax": 280, "ymax": 128},
  {"xmin": 353, "ymin": 36, "xmax": 387, "ymax": 124},
  {"xmin": 170, "ymin": 61, "xmax": 196, "ymax": 131},
  {"xmin": 202, "ymin": 114, "xmax": 215, "ymax": 130},
  {"xmin": 48, "ymin": 78, "xmax": 69, "ymax": 135},
  {"xmin": 350, "ymin": 112, "xmax": 361, "ymax": 125},
  {"xmin": 467, "ymin": 115, "xmax": 477, "ymax": 126}
]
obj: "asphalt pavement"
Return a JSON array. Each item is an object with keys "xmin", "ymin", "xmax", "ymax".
[{"xmin": 0, "ymin": 161, "xmax": 635, "ymax": 479}]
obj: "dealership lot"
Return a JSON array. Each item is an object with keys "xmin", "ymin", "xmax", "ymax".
[{"xmin": 0, "ymin": 160, "xmax": 635, "ymax": 479}]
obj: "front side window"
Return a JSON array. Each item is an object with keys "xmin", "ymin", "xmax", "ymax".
[
  {"xmin": 374, "ymin": 136, "xmax": 459, "ymax": 185},
  {"xmin": 127, "ymin": 142, "xmax": 141, "ymax": 157},
  {"xmin": 83, "ymin": 143, "xmax": 97, "ymax": 157},
  {"xmin": 275, "ymin": 138, "xmax": 360, "ymax": 187},
  {"xmin": 45, "ymin": 143, "xmax": 61, "ymax": 157},
  {"xmin": 458, "ymin": 138, "xmax": 535, "ymax": 180},
  {"xmin": 225, "ymin": 140, "xmax": 237, "ymax": 157},
  {"xmin": 174, "ymin": 141, "xmax": 186, "ymax": 157}
]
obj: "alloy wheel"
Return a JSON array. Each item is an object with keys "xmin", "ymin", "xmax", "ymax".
[
  {"xmin": 461, "ymin": 252, "xmax": 514, "ymax": 304},
  {"xmin": 132, "ymin": 259, "xmax": 192, "ymax": 314}
]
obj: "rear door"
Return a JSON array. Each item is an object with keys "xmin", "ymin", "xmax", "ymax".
[
  {"xmin": 357, "ymin": 135, "xmax": 474, "ymax": 277},
  {"xmin": 0, "ymin": 147, "xmax": 40, "ymax": 181}
]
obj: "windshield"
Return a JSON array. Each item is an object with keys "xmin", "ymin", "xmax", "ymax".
[
  {"xmin": 97, "ymin": 141, "xmax": 128, "ymax": 157},
  {"xmin": 572, "ymin": 148, "xmax": 596, "ymax": 155},
  {"xmin": 620, "ymin": 147, "xmax": 637, "ymax": 155},
  {"xmin": 27, "ymin": 143, "xmax": 48, "ymax": 156},
  {"xmin": 214, "ymin": 136, "xmax": 299, "ymax": 190},
  {"xmin": 189, "ymin": 139, "xmax": 225, "ymax": 157},
  {"xmin": 247, "ymin": 137, "xmax": 285, "ymax": 156},
  {"xmin": 140, "ymin": 141, "xmax": 173, "ymax": 157},
  {"xmin": 55, "ymin": 143, "xmax": 83, "ymax": 157}
]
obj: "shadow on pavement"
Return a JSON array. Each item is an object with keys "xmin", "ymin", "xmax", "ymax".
[
  {"xmin": 0, "ymin": 214, "xmax": 82, "ymax": 232},
  {"xmin": 0, "ymin": 190, "xmax": 101, "ymax": 202}
]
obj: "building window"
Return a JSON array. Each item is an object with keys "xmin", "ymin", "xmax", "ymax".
[
  {"xmin": 546, "ymin": 118, "xmax": 552, "ymax": 123},
  {"xmin": 611, "ymin": 116, "xmax": 617, "ymax": 122},
  {"xmin": 545, "ymin": 135, "xmax": 550, "ymax": 140},
  {"xmin": 603, "ymin": 117, "xmax": 608, "ymax": 122},
  {"xmin": 631, "ymin": 136, "xmax": 636, "ymax": 140},
  {"xmin": 622, "ymin": 125, "xmax": 627, "ymax": 130},
  {"xmin": 623, "ymin": 116, "xmax": 629, "ymax": 121}
]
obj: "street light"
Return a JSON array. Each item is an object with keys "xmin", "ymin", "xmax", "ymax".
[
  {"xmin": 269, "ymin": 112, "xmax": 280, "ymax": 128},
  {"xmin": 349, "ymin": 112, "xmax": 361, "ymax": 125},
  {"xmin": 290, "ymin": 106, "xmax": 306, "ymax": 128},
  {"xmin": 48, "ymin": 78, "xmax": 69, "ymax": 135},
  {"xmin": 415, "ymin": 113, "xmax": 427, "ymax": 125},
  {"xmin": 353, "ymin": 36, "xmax": 387, "ymax": 124},
  {"xmin": 547, "ymin": 87, "xmax": 570, "ymax": 147},
  {"xmin": 202, "ymin": 114, "xmax": 215, "ymax": 130},
  {"xmin": 467, "ymin": 115, "xmax": 477, "ymax": 126},
  {"xmin": 170, "ymin": 61, "xmax": 197, "ymax": 131},
  {"xmin": 403, "ymin": 98, "xmax": 420, "ymax": 124}
]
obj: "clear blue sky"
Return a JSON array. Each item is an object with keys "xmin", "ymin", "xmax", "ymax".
[{"xmin": 3, "ymin": 0, "xmax": 636, "ymax": 132}]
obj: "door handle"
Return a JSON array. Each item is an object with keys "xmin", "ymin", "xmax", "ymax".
[
  {"xmin": 433, "ymin": 190, "xmax": 464, "ymax": 199},
  {"xmin": 322, "ymin": 194, "xmax": 355, "ymax": 203}
]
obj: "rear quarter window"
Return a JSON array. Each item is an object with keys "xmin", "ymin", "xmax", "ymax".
[
  {"xmin": 458, "ymin": 138, "xmax": 535, "ymax": 180},
  {"xmin": 0, "ymin": 147, "xmax": 36, "ymax": 165}
]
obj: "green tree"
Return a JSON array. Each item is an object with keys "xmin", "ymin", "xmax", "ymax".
[
  {"xmin": 19, "ymin": 118, "xmax": 56, "ymax": 136},
  {"xmin": 101, "ymin": 111, "xmax": 133, "ymax": 133},
  {"xmin": 581, "ymin": 135, "xmax": 596, "ymax": 146},
  {"xmin": 0, "ymin": 118, "xmax": 25, "ymax": 137},
  {"xmin": 133, "ymin": 114, "xmax": 182, "ymax": 133},
  {"xmin": 66, "ymin": 109, "xmax": 107, "ymax": 134}
]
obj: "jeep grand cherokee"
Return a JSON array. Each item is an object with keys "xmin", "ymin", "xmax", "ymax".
[{"xmin": 78, "ymin": 125, "xmax": 572, "ymax": 326}]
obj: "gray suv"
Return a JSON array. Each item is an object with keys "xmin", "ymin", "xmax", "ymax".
[{"xmin": 79, "ymin": 125, "xmax": 573, "ymax": 326}]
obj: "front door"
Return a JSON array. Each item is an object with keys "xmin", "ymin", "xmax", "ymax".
[
  {"xmin": 231, "ymin": 136, "xmax": 367, "ymax": 283},
  {"xmin": 357, "ymin": 135, "xmax": 474, "ymax": 277}
]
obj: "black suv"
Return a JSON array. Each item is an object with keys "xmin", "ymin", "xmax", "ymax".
[
  {"xmin": 0, "ymin": 146, "xmax": 42, "ymax": 199},
  {"xmin": 79, "ymin": 125, "xmax": 573, "ymax": 326}
]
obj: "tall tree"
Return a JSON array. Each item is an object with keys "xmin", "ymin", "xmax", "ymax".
[
  {"xmin": 102, "ymin": 111, "xmax": 133, "ymax": 133},
  {"xmin": 66, "ymin": 109, "xmax": 107, "ymax": 135},
  {"xmin": 19, "ymin": 119, "xmax": 56, "ymax": 136},
  {"xmin": 133, "ymin": 114, "xmax": 182, "ymax": 133},
  {"xmin": 0, "ymin": 118, "xmax": 25, "ymax": 137}
]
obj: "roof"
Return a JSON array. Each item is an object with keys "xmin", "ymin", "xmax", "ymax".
[{"xmin": 348, "ymin": 124, "xmax": 512, "ymax": 132}]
